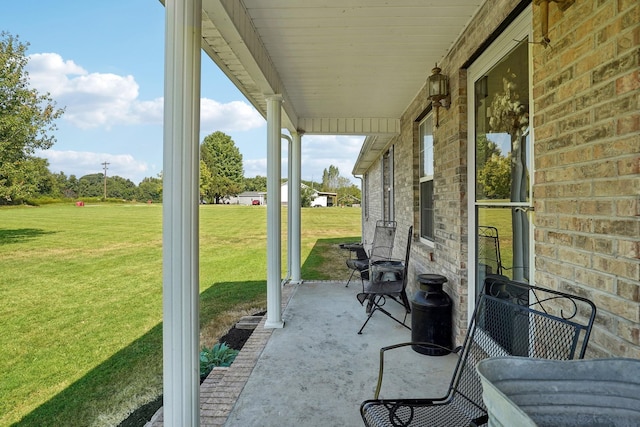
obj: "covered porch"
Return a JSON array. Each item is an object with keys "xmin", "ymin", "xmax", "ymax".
[
  {"xmin": 160, "ymin": 0, "xmax": 639, "ymax": 425},
  {"xmin": 150, "ymin": 280, "xmax": 458, "ymax": 426},
  {"xmin": 161, "ymin": 0, "xmax": 482, "ymax": 424}
]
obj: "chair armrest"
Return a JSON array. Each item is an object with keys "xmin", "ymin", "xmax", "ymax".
[{"xmin": 374, "ymin": 341, "xmax": 461, "ymax": 399}]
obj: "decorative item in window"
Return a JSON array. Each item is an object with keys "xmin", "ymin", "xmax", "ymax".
[
  {"xmin": 488, "ymin": 69, "xmax": 529, "ymax": 135},
  {"xmin": 427, "ymin": 64, "xmax": 450, "ymax": 127}
]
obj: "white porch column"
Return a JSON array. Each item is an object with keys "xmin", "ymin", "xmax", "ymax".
[
  {"xmin": 290, "ymin": 131, "xmax": 302, "ymax": 283},
  {"xmin": 265, "ymin": 95, "xmax": 284, "ymax": 329},
  {"xmin": 162, "ymin": 0, "xmax": 201, "ymax": 425}
]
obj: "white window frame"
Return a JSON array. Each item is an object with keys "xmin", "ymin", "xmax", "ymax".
[
  {"xmin": 382, "ymin": 148, "xmax": 394, "ymax": 222},
  {"xmin": 419, "ymin": 113, "xmax": 435, "ymax": 245},
  {"xmin": 466, "ymin": 5, "xmax": 534, "ymax": 318}
]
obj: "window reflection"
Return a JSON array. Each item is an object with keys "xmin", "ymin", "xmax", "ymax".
[{"xmin": 474, "ymin": 40, "xmax": 531, "ymax": 288}]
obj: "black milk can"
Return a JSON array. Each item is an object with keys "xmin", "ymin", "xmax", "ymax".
[{"xmin": 411, "ymin": 274, "xmax": 452, "ymax": 355}]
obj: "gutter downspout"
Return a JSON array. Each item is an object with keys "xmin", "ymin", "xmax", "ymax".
[
  {"xmin": 281, "ymin": 133, "xmax": 292, "ymax": 286},
  {"xmin": 281, "ymin": 132, "xmax": 303, "ymax": 285},
  {"xmin": 290, "ymin": 131, "xmax": 302, "ymax": 284},
  {"xmin": 354, "ymin": 174, "xmax": 364, "ymax": 242}
]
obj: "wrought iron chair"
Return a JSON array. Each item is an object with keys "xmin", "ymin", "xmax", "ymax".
[
  {"xmin": 360, "ymin": 275, "xmax": 597, "ymax": 427},
  {"xmin": 478, "ymin": 225, "xmax": 503, "ymax": 276},
  {"xmin": 356, "ymin": 226, "xmax": 413, "ymax": 334},
  {"xmin": 346, "ymin": 220, "xmax": 397, "ymax": 287}
]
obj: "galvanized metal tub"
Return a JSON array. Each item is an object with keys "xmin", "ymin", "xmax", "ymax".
[{"xmin": 477, "ymin": 357, "xmax": 640, "ymax": 427}]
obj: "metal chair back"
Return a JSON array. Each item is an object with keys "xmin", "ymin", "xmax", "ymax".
[{"xmin": 361, "ymin": 275, "xmax": 596, "ymax": 426}]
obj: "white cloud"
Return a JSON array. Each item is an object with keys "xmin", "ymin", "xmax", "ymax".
[
  {"xmin": 300, "ymin": 135, "xmax": 363, "ymax": 182},
  {"xmin": 200, "ymin": 99, "xmax": 265, "ymax": 132},
  {"xmin": 27, "ymin": 53, "xmax": 141, "ymax": 129},
  {"xmin": 243, "ymin": 158, "xmax": 268, "ymax": 178},
  {"xmin": 243, "ymin": 135, "xmax": 363, "ymax": 184},
  {"xmin": 37, "ymin": 149, "xmax": 150, "ymax": 184},
  {"xmin": 26, "ymin": 52, "xmax": 263, "ymax": 132}
]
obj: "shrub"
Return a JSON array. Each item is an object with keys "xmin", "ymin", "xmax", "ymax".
[{"xmin": 199, "ymin": 342, "xmax": 239, "ymax": 380}]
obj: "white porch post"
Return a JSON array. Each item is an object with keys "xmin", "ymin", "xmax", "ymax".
[
  {"xmin": 290, "ymin": 131, "xmax": 302, "ymax": 283},
  {"xmin": 162, "ymin": 0, "xmax": 201, "ymax": 425},
  {"xmin": 265, "ymin": 95, "xmax": 284, "ymax": 329}
]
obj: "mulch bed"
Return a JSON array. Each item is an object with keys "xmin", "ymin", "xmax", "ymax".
[{"xmin": 117, "ymin": 316, "xmax": 260, "ymax": 427}]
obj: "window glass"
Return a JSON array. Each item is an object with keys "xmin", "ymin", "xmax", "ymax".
[
  {"xmin": 419, "ymin": 114, "xmax": 434, "ymax": 241},
  {"xmin": 473, "ymin": 39, "xmax": 531, "ymax": 287}
]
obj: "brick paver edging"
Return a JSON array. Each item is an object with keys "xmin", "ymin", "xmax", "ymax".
[{"xmin": 147, "ymin": 281, "xmax": 299, "ymax": 427}]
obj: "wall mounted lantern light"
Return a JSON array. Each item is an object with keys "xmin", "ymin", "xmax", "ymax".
[
  {"xmin": 534, "ymin": 0, "xmax": 575, "ymax": 47},
  {"xmin": 428, "ymin": 64, "xmax": 450, "ymax": 128}
]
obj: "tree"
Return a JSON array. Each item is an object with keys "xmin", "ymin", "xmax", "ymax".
[
  {"xmin": 476, "ymin": 134, "xmax": 502, "ymax": 166},
  {"xmin": 319, "ymin": 164, "xmax": 361, "ymax": 206},
  {"xmin": 66, "ymin": 174, "xmax": 79, "ymax": 198},
  {"xmin": 107, "ymin": 176, "xmax": 137, "ymax": 199},
  {"xmin": 199, "ymin": 160, "xmax": 213, "ymax": 203},
  {"xmin": 0, "ymin": 33, "xmax": 64, "ymax": 203},
  {"xmin": 137, "ymin": 175, "xmax": 163, "ymax": 203},
  {"xmin": 26, "ymin": 157, "xmax": 57, "ymax": 197},
  {"xmin": 321, "ymin": 165, "xmax": 340, "ymax": 191},
  {"xmin": 77, "ymin": 173, "xmax": 104, "ymax": 198},
  {"xmin": 477, "ymin": 154, "xmax": 510, "ymax": 199},
  {"xmin": 337, "ymin": 185, "xmax": 362, "ymax": 206},
  {"xmin": 244, "ymin": 175, "xmax": 267, "ymax": 192},
  {"xmin": 300, "ymin": 186, "xmax": 315, "ymax": 207},
  {"xmin": 200, "ymin": 131, "xmax": 244, "ymax": 203}
]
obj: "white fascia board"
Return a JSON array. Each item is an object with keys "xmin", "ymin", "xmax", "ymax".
[
  {"xmin": 202, "ymin": 0, "xmax": 298, "ymax": 129},
  {"xmin": 298, "ymin": 117, "xmax": 400, "ymax": 135}
]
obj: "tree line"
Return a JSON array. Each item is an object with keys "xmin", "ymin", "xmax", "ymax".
[{"xmin": 1, "ymin": 32, "xmax": 362, "ymax": 206}]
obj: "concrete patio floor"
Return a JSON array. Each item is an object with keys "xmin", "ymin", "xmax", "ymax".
[{"xmin": 150, "ymin": 280, "xmax": 458, "ymax": 426}]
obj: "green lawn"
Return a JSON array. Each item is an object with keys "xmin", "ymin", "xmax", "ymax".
[{"xmin": 0, "ymin": 203, "xmax": 361, "ymax": 426}]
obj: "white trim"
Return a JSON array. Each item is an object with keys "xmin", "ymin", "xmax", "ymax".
[
  {"xmin": 466, "ymin": 5, "xmax": 533, "ymax": 319},
  {"xmin": 418, "ymin": 113, "xmax": 435, "ymax": 245},
  {"xmin": 290, "ymin": 132, "xmax": 302, "ymax": 283},
  {"xmin": 265, "ymin": 95, "xmax": 284, "ymax": 329},
  {"xmin": 388, "ymin": 146, "xmax": 395, "ymax": 222},
  {"xmin": 162, "ymin": 0, "xmax": 202, "ymax": 424}
]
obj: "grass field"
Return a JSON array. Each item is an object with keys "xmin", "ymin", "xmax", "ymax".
[{"xmin": 0, "ymin": 203, "xmax": 361, "ymax": 426}]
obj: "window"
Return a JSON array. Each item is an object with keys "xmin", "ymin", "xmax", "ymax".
[
  {"xmin": 467, "ymin": 6, "xmax": 533, "ymax": 301},
  {"xmin": 419, "ymin": 114, "xmax": 434, "ymax": 241},
  {"xmin": 382, "ymin": 148, "xmax": 394, "ymax": 221}
]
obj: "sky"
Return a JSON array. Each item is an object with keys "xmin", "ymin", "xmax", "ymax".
[{"xmin": 1, "ymin": 1, "xmax": 363, "ymax": 185}]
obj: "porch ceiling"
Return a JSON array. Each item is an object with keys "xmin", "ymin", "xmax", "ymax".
[{"xmin": 200, "ymin": 0, "xmax": 482, "ymax": 174}]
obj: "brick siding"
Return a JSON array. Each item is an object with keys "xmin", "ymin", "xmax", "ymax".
[
  {"xmin": 363, "ymin": 0, "xmax": 639, "ymax": 355},
  {"xmin": 532, "ymin": 0, "xmax": 639, "ymax": 358}
]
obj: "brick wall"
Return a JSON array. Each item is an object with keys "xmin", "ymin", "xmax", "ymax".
[
  {"xmin": 363, "ymin": 0, "xmax": 639, "ymax": 354},
  {"xmin": 532, "ymin": 0, "xmax": 640, "ymax": 358},
  {"xmin": 363, "ymin": 164, "xmax": 383, "ymax": 247},
  {"xmin": 390, "ymin": 0, "xmax": 525, "ymax": 344}
]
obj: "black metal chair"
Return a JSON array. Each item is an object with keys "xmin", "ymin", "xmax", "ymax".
[
  {"xmin": 346, "ymin": 220, "xmax": 397, "ymax": 287},
  {"xmin": 356, "ymin": 226, "xmax": 413, "ymax": 334},
  {"xmin": 478, "ymin": 225, "xmax": 503, "ymax": 276},
  {"xmin": 360, "ymin": 275, "xmax": 596, "ymax": 427}
]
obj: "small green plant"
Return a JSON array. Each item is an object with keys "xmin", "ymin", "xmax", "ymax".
[{"xmin": 199, "ymin": 342, "xmax": 239, "ymax": 380}]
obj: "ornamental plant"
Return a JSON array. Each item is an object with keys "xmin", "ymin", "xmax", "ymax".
[{"xmin": 199, "ymin": 342, "xmax": 239, "ymax": 380}]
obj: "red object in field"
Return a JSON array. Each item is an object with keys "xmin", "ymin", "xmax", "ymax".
[
  {"xmin": 76, "ymin": 201, "xmax": 84, "ymax": 207},
  {"xmin": 252, "ymin": 199, "xmax": 260, "ymax": 205}
]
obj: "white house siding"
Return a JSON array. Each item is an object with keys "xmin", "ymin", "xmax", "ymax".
[{"xmin": 361, "ymin": 0, "xmax": 639, "ymax": 357}]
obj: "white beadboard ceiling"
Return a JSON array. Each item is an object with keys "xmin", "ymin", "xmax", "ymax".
[{"xmin": 199, "ymin": 0, "xmax": 483, "ymax": 174}]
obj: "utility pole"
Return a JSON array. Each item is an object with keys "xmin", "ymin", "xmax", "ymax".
[{"xmin": 102, "ymin": 161, "xmax": 109, "ymax": 199}]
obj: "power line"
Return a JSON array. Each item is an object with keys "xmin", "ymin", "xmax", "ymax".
[{"xmin": 102, "ymin": 161, "xmax": 110, "ymax": 199}]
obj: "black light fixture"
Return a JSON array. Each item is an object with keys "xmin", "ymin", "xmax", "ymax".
[
  {"xmin": 534, "ymin": 0, "xmax": 575, "ymax": 47},
  {"xmin": 428, "ymin": 64, "xmax": 450, "ymax": 127}
]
